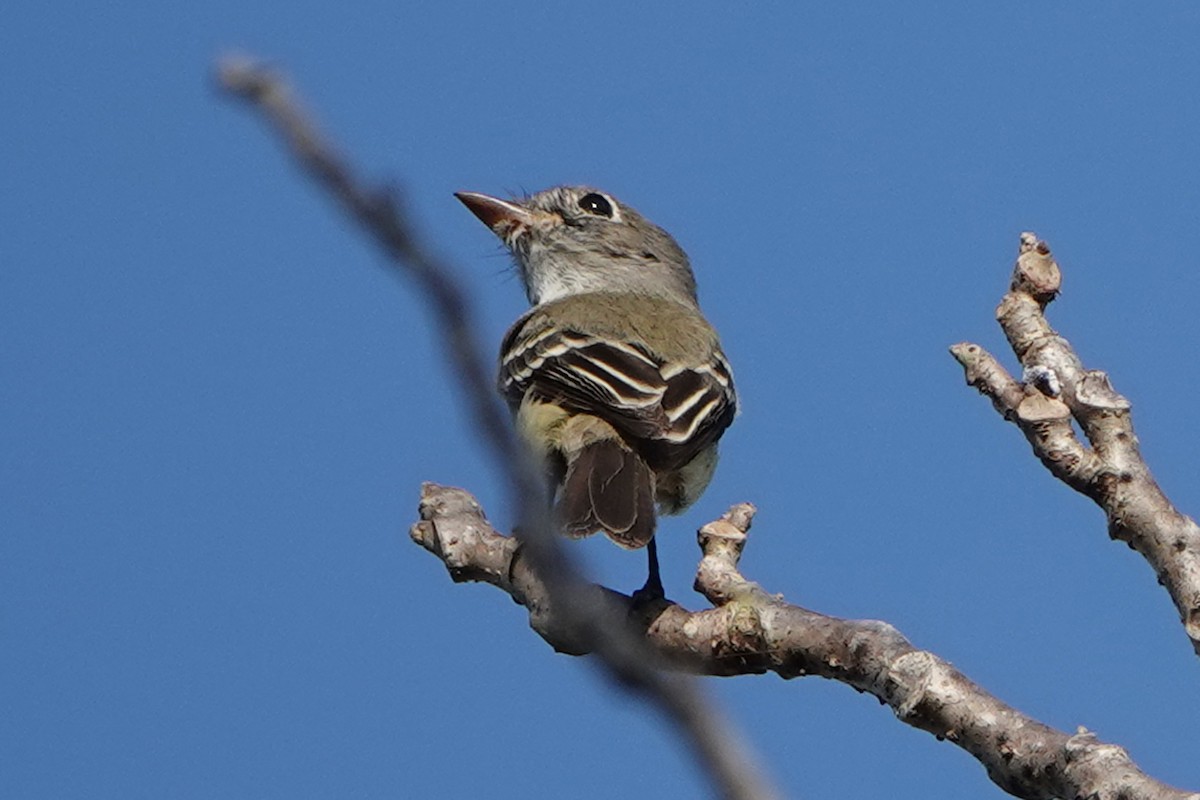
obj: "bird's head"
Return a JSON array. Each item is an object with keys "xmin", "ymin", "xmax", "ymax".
[{"xmin": 455, "ymin": 185, "xmax": 698, "ymax": 307}]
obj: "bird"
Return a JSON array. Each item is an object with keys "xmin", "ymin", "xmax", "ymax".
[{"xmin": 456, "ymin": 185, "xmax": 737, "ymax": 596}]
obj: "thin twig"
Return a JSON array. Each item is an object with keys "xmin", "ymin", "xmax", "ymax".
[{"xmin": 952, "ymin": 233, "xmax": 1200, "ymax": 655}]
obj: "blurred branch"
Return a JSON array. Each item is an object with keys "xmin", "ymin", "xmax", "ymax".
[
  {"xmin": 951, "ymin": 233, "xmax": 1200, "ymax": 655},
  {"xmin": 413, "ymin": 482, "xmax": 1199, "ymax": 800},
  {"xmin": 215, "ymin": 55, "xmax": 779, "ymax": 800}
]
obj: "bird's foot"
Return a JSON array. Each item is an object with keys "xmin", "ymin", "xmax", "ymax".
[{"xmin": 629, "ymin": 573, "xmax": 668, "ymax": 618}]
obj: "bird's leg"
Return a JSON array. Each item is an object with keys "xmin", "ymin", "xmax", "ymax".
[{"xmin": 635, "ymin": 537, "xmax": 665, "ymax": 600}]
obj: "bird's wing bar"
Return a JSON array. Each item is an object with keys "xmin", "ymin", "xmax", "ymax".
[
  {"xmin": 502, "ymin": 330, "xmax": 669, "ymax": 438},
  {"xmin": 648, "ymin": 351, "xmax": 736, "ymax": 467},
  {"xmin": 502, "ymin": 328, "xmax": 737, "ymax": 464}
]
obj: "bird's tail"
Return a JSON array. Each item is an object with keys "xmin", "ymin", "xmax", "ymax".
[{"xmin": 559, "ymin": 439, "xmax": 656, "ymax": 549}]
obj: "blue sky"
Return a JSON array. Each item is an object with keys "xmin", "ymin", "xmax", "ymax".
[{"xmin": 4, "ymin": 3, "xmax": 1200, "ymax": 798}]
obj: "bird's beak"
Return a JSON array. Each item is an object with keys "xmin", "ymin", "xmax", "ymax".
[{"xmin": 454, "ymin": 191, "xmax": 533, "ymax": 238}]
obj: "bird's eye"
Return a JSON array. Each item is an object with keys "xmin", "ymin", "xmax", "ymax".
[{"xmin": 577, "ymin": 193, "xmax": 614, "ymax": 218}]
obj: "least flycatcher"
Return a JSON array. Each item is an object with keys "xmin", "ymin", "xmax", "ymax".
[{"xmin": 456, "ymin": 185, "xmax": 737, "ymax": 594}]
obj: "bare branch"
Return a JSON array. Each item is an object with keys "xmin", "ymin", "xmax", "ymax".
[
  {"xmin": 413, "ymin": 483, "xmax": 1200, "ymax": 800},
  {"xmin": 952, "ymin": 233, "xmax": 1200, "ymax": 654},
  {"xmin": 216, "ymin": 55, "xmax": 779, "ymax": 800}
]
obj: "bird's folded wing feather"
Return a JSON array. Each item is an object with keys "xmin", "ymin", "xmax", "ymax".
[{"xmin": 501, "ymin": 326, "xmax": 737, "ymax": 467}]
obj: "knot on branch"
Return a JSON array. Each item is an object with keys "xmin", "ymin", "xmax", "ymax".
[
  {"xmin": 1022, "ymin": 364, "xmax": 1063, "ymax": 397},
  {"xmin": 410, "ymin": 482, "xmax": 517, "ymax": 585},
  {"xmin": 887, "ymin": 650, "xmax": 943, "ymax": 725},
  {"xmin": 1016, "ymin": 391, "xmax": 1071, "ymax": 423},
  {"xmin": 1012, "ymin": 231, "xmax": 1061, "ymax": 305},
  {"xmin": 1076, "ymin": 370, "xmax": 1131, "ymax": 412},
  {"xmin": 696, "ymin": 503, "xmax": 762, "ymax": 606}
]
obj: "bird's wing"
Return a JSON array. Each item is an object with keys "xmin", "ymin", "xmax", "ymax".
[
  {"xmin": 648, "ymin": 350, "xmax": 737, "ymax": 467},
  {"xmin": 500, "ymin": 324, "xmax": 737, "ymax": 469}
]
